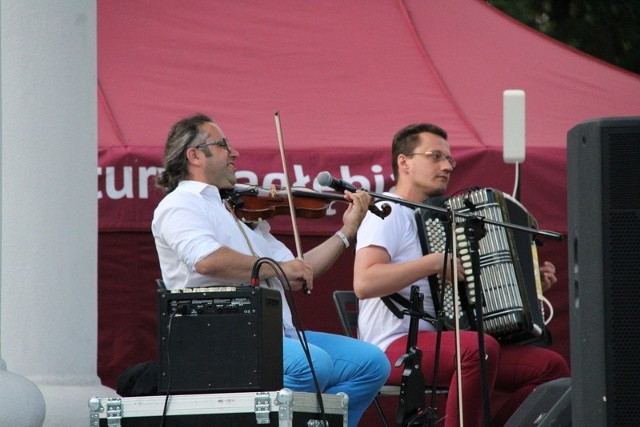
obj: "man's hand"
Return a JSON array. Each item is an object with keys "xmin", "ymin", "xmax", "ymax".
[
  {"xmin": 340, "ymin": 190, "xmax": 372, "ymax": 238},
  {"xmin": 437, "ymin": 253, "xmax": 465, "ymax": 283},
  {"xmin": 279, "ymin": 258, "xmax": 314, "ymax": 292},
  {"xmin": 540, "ymin": 261, "xmax": 557, "ymax": 292}
]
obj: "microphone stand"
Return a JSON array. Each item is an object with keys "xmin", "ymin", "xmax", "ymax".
[
  {"xmin": 356, "ymin": 189, "xmax": 562, "ymax": 427},
  {"xmin": 394, "ymin": 285, "xmax": 444, "ymax": 427},
  {"xmin": 462, "ymin": 215, "xmax": 492, "ymax": 427}
]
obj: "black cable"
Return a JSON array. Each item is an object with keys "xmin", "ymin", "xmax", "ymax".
[
  {"xmin": 252, "ymin": 257, "xmax": 328, "ymax": 425},
  {"xmin": 159, "ymin": 305, "xmax": 181, "ymax": 427}
]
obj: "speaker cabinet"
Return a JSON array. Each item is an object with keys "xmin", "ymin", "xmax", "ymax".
[
  {"xmin": 505, "ymin": 377, "xmax": 571, "ymax": 427},
  {"xmin": 157, "ymin": 286, "xmax": 283, "ymax": 394},
  {"xmin": 567, "ymin": 117, "xmax": 640, "ymax": 426}
]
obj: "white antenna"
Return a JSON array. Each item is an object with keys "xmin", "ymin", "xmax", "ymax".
[{"xmin": 503, "ymin": 89, "xmax": 526, "ymax": 198}]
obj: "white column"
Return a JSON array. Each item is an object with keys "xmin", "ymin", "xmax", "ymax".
[{"xmin": 0, "ymin": 1, "xmax": 116, "ymax": 426}]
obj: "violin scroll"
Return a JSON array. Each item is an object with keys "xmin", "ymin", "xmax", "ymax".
[{"xmin": 371, "ymin": 202, "xmax": 392, "ymax": 219}]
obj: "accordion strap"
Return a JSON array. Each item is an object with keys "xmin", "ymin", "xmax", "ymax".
[
  {"xmin": 381, "ymin": 292, "xmax": 437, "ymax": 322},
  {"xmin": 380, "ymin": 293, "xmax": 409, "ymax": 319}
]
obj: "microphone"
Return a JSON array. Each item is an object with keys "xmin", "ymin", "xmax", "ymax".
[{"xmin": 316, "ymin": 171, "xmax": 358, "ymax": 193}]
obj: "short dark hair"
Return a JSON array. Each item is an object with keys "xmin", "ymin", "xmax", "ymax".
[
  {"xmin": 391, "ymin": 123, "xmax": 448, "ymax": 179},
  {"xmin": 156, "ymin": 113, "xmax": 213, "ymax": 193}
]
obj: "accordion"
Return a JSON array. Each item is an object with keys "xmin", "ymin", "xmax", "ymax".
[{"xmin": 415, "ymin": 188, "xmax": 549, "ymax": 345}]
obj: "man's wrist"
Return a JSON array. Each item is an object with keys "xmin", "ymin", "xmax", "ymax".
[{"xmin": 335, "ymin": 230, "xmax": 351, "ymax": 248}]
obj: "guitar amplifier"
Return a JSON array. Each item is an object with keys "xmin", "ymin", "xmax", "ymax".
[{"xmin": 157, "ymin": 286, "xmax": 283, "ymax": 394}]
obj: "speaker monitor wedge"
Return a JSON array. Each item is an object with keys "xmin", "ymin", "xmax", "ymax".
[{"xmin": 504, "ymin": 377, "xmax": 571, "ymax": 427}]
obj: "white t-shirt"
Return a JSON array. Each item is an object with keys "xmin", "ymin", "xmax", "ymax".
[
  {"xmin": 355, "ymin": 193, "xmax": 436, "ymax": 351},
  {"xmin": 151, "ymin": 180, "xmax": 296, "ymax": 334}
]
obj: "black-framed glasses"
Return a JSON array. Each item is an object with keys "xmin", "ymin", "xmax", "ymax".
[
  {"xmin": 194, "ymin": 137, "xmax": 231, "ymax": 153},
  {"xmin": 406, "ymin": 150, "xmax": 456, "ymax": 168}
]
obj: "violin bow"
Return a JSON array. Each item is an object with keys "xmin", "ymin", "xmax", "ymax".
[
  {"xmin": 274, "ymin": 111, "xmax": 310, "ymax": 294},
  {"xmin": 450, "ymin": 210, "xmax": 465, "ymax": 426}
]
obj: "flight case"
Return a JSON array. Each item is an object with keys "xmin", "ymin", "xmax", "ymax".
[{"xmin": 89, "ymin": 388, "xmax": 347, "ymax": 426}]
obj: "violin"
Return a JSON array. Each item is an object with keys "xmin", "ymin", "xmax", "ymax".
[{"xmin": 224, "ymin": 185, "xmax": 391, "ymax": 224}]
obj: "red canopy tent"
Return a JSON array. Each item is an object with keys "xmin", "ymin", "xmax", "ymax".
[{"xmin": 97, "ymin": 0, "xmax": 640, "ymax": 420}]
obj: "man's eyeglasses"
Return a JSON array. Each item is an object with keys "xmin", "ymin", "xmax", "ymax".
[
  {"xmin": 406, "ymin": 150, "xmax": 456, "ymax": 168},
  {"xmin": 194, "ymin": 137, "xmax": 231, "ymax": 153}
]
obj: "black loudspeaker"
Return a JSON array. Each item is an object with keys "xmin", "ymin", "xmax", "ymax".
[
  {"xmin": 157, "ymin": 286, "xmax": 283, "ymax": 394},
  {"xmin": 567, "ymin": 117, "xmax": 640, "ymax": 426},
  {"xmin": 504, "ymin": 377, "xmax": 571, "ymax": 427}
]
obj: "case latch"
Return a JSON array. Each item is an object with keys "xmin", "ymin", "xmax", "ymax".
[
  {"xmin": 255, "ymin": 392, "xmax": 272, "ymax": 424},
  {"xmin": 87, "ymin": 397, "xmax": 122, "ymax": 427}
]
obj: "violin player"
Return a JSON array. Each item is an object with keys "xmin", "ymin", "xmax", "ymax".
[{"xmin": 151, "ymin": 113, "xmax": 390, "ymax": 427}]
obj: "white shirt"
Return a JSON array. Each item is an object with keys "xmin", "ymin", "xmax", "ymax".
[
  {"xmin": 355, "ymin": 193, "xmax": 436, "ymax": 351},
  {"xmin": 151, "ymin": 180, "xmax": 295, "ymax": 333}
]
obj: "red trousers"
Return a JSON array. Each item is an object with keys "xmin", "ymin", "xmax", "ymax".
[{"xmin": 385, "ymin": 330, "xmax": 570, "ymax": 427}]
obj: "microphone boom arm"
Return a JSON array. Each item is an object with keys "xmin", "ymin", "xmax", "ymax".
[
  {"xmin": 363, "ymin": 189, "xmax": 561, "ymax": 241},
  {"xmin": 316, "ymin": 171, "xmax": 562, "ymax": 240}
]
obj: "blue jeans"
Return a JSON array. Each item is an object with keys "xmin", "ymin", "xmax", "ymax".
[{"xmin": 283, "ymin": 331, "xmax": 390, "ymax": 427}]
